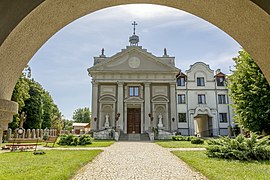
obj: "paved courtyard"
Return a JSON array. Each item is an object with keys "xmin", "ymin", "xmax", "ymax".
[{"xmin": 72, "ymin": 142, "xmax": 207, "ymax": 180}]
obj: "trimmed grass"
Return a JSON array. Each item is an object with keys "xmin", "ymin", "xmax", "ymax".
[
  {"xmin": 0, "ymin": 150, "xmax": 101, "ymax": 180},
  {"xmin": 52, "ymin": 140, "xmax": 115, "ymax": 148},
  {"xmin": 156, "ymin": 140, "xmax": 207, "ymax": 148},
  {"xmin": 1, "ymin": 140, "xmax": 114, "ymax": 149},
  {"xmin": 172, "ymin": 151, "xmax": 270, "ymax": 180}
]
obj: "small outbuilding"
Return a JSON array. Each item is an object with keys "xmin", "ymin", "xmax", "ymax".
[{"xmin": 72, "ymin": 123, "xmax": 90, "ymax": 135}]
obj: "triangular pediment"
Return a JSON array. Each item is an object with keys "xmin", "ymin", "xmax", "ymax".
[{"xmin": 88, "ymin": 46, "xmax": 179, "ymax": 73}]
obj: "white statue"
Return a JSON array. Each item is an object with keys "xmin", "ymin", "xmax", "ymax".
[
  {"xmin": 158, "ymin": 113, "xmax": 164, "ymax": 128},
  {"xmin": 104, "ymin": 113, "xmax": 110, "ymax": 128}
]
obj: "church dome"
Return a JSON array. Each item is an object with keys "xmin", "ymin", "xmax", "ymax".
[{"xmin": 129, "ymin": 34, "xmax": 139, "ymax": 46}]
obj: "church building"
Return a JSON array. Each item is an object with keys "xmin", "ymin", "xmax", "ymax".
[{"xmin": 88, "ymin": 22, "xmax": 233, "ymax": 139}]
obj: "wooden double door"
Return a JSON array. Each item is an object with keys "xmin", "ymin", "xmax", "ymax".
[{"xmin": 127, "ymin": 108, "xmax": 141, "ymax": 134}]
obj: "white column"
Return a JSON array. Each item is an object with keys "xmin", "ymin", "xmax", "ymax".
[
  {"xmin": 117, "ymin": 82, "xmax": 124, "ymax": 131},
  {"xmin": 166, "ymin": 103, "xmax": 169, "ymax": 130},
  {"xmin": 141, "ymin": 104, "xmax": 144, "ymax": 133},
  {"xmin": 170, "ymin": 83, "xmax": 177, "ymax": 131},
  {"xmin": 144, "ymin": 83, "xmax": 151, "ymax": 131},
  {"xmin": 91, "ymin": 82, "xmax": 99, "ymax": 130}
]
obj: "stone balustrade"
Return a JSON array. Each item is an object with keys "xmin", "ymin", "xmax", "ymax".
[{"xmin": 6, "ymin": 128, "xmax": 57, "ymax": 141}]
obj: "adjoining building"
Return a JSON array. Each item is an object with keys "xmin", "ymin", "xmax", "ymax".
[
  {"xmin": 88, "ymin": 23, "xmax": 233, "ymax": 140},
  {"xmin": 176, "ymin": 63, "xmax": 233, "ymax": 137}
]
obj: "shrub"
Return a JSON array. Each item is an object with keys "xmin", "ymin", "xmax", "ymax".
[
  {"xmin": 58, "ymin": 134, "xmax": 78, "ymax": 146},
  {"xmin": 43, "ymin": 133, "xmax": 48, "ymax": 141},
  {"xmin": 33, "ymin": 150, "xmax": 46, "ymax": 155},
  {"xmin": 191, "ymin": 137, "xmax": 204, "ymax": 144},
  {"xmin": 78, "ymin": 134, "xmax": 93, "ymax": 145},
  {"xmin": 172, "ymin": 135, "xmax": 194, "ymax": 141},
  {"xmin": 206, "ymin": 134, "xmax": 270, "ymax": 161},
  {"xmin": 58, "ymin": 134, "xmax": 93, "ymax": 146}
]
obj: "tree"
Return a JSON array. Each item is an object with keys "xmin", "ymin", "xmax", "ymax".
[
  {"xmin": 41, "ymin": 91, "xmax": 54, "ymax": 129},
  {"xmin": 228, "ymin": 50, "xmax": 270, "ymax": 135},
  {"xmin": 72, "ymin": 107, "xmax": 91, "ymax": 123},
  {"xmin": 51, "ymin": 104, "xmax": 63, "ymax": 132},
  {"xmin": 9, "ymin": 66, "xmax": 62, "ymax": 130},
  {"xmin": 62, "ymin": 118, "xmax": 74, "ymax": 131},
  {"xmin": 9, "ymin": 67, "xmax": 31, "ymax": 130},
  {"xmin": 23, "ymin": 79, "xmax": 44, "ymax": 129}
]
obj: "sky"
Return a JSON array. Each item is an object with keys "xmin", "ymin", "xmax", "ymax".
[{"xmin": 28, "ymin": 4, "xmax": 241, "ymax": 120}]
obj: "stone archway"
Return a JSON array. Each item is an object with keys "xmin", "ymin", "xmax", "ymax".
[
  {"xmin": 1, "ymin": 0, "xmax": 270, "ymax": 132},
  {"xmin": 193, "ymin": 106, "xmax": 216, "ymax": 137}
]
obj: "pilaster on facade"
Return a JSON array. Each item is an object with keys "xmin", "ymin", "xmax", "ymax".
[
  {"xmin": 91, "ymin": 81, "xmax": 99, "ymax": 130},
  {"xmin": 144, "ymin": 82, "xmax": 151, "ymax": 131},
  {"xmin": 169, "ymin": 83, "xmax": 177, "ymax": 131},
  {"xmin": 117, "ymin": 82, "xmax": 124, "ymax": 131}
]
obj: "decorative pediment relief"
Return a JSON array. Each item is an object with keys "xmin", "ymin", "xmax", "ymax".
[
  {"xmin": 151, "ymin": 95, "xmax": 169, "ymax": 103},
  {"xmin": 124, "ymin": 96, "xmax": 144, "ymax": 103},
  {"xmin": 193, "ymin": 106, "xmax": 216, "ymax": 118},
  {"xmin": 99, "ymin": 94, "xmax": 116, "ymax": 103}
]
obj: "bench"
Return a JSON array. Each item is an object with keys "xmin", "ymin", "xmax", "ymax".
[
  {"xmin": 44, "ymin": 136, "xmax": 58, "ymax": 147},
  {"xmin": 5, "ymin": 138, "xmax": 40, "ymax": 152}
]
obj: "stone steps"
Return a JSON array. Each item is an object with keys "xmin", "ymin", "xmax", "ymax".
[{"xmin": 119, "ymin": 133, "xmax": 149, "ymax": 141}]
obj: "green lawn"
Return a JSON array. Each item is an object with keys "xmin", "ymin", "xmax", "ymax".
[
  {"xmin": 0, "ymin": 150, "xmax": 101, "ymax": 180},
  {"xmin": 156, "ymin": 140, "xmax": 207, "ymax": 148},
  {"xmin": 1, "ymin": 140, "xmax": 114, "ymax": 150},
  {"xmin": 52, "ymin": 140, "xmax": 115, "ymax": 148},
  {"xmin": 173, "ymin": 151, "xmax": 270, "ymax": 180}
]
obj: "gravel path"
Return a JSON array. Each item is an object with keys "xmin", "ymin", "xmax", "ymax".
[{"xmin": 72, "ymin": 142, "xmax": 207, "ymax": 180}]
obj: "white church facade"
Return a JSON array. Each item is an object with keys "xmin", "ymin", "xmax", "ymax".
[{"xmin": 88, "ymin": 24, "xmax": 233, "ymax": 139}]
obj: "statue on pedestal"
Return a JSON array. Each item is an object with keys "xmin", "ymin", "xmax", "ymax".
[
  {"xmin": 158, "ymin": 113, "xmax": 164, "ymax": 128},
  {"xmin": 19, "ymin": 112, "xmax": 27, "ymax": 128},
  {"xmin": 104, "ymin": 113, "xmax": 110, "ymax": 128}
]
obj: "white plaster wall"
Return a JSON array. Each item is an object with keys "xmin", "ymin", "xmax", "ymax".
[{"xmin": 177, "ymin": 62, "xmax": 234, "ymax": 136}]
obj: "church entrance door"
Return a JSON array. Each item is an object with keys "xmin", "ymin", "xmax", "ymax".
[{"xmin": 127, "ymin": 108, "xmax": 141, "ymax": 134}]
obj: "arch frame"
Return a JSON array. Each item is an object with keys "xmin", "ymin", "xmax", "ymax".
[{"xmin": 1, "ymin": 0, "xmax": 270, "ymax": 134}]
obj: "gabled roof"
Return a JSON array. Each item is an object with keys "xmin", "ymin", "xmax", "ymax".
[
  {"xmin": 176, "ymin": 71, "xmax": 187, "ymax": 78},
  {"xmin": 214, "ymin": 72, "xmax": 226, "ymax": 77},
  {"xmin": 88, "ymin": 46, "xmax": 179, "ymax": 73},
  {"xmin": 72, "ymin": 123, "xmax": 90, "ymax": 127}
]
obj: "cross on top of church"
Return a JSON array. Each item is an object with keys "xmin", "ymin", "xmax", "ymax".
[
  {"xmin": 132, "ymin": 21, "xmax": 137, "ymax": 35},
  {"xmin": 129, "ymin": 21, "xmax": 139, "ymax": 46}
]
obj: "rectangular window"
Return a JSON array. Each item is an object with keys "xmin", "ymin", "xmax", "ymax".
[
  {"xmin": 197, "ymin": 77, "xmax": 205, "ymax": 86},
  {"xmin": 129, "ymin": 86, "xmax": 139, "ymax": 97},
  {"xmin": 177, "ymin": 94, "xmax": 186, "ymax": 104},
  {"xmin": 198, "ymin": 94, "xmax": 206, "ymax": 104},
  {"xmin": 219, "ymin": 113, "xmax": 228, "ymax": 123},
  {"xmin": 177, "ymin": 77, "xmax": 185, "ymax": 86},
  {"xmin": 218, "ymin": 94, "xmax": 226, "ymax": 104},
  {"xmin": 178, "ymin": 113, "xmax": 187, "ymax": 122},
  {"xmin": 217, "ymin": 77, "xmax": 225, "ymax": 86}
]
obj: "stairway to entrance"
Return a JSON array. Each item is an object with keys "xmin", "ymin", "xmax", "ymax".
[{"xmin": 119, "ymin": 133, "xmax": 149, "ymax": 141}]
